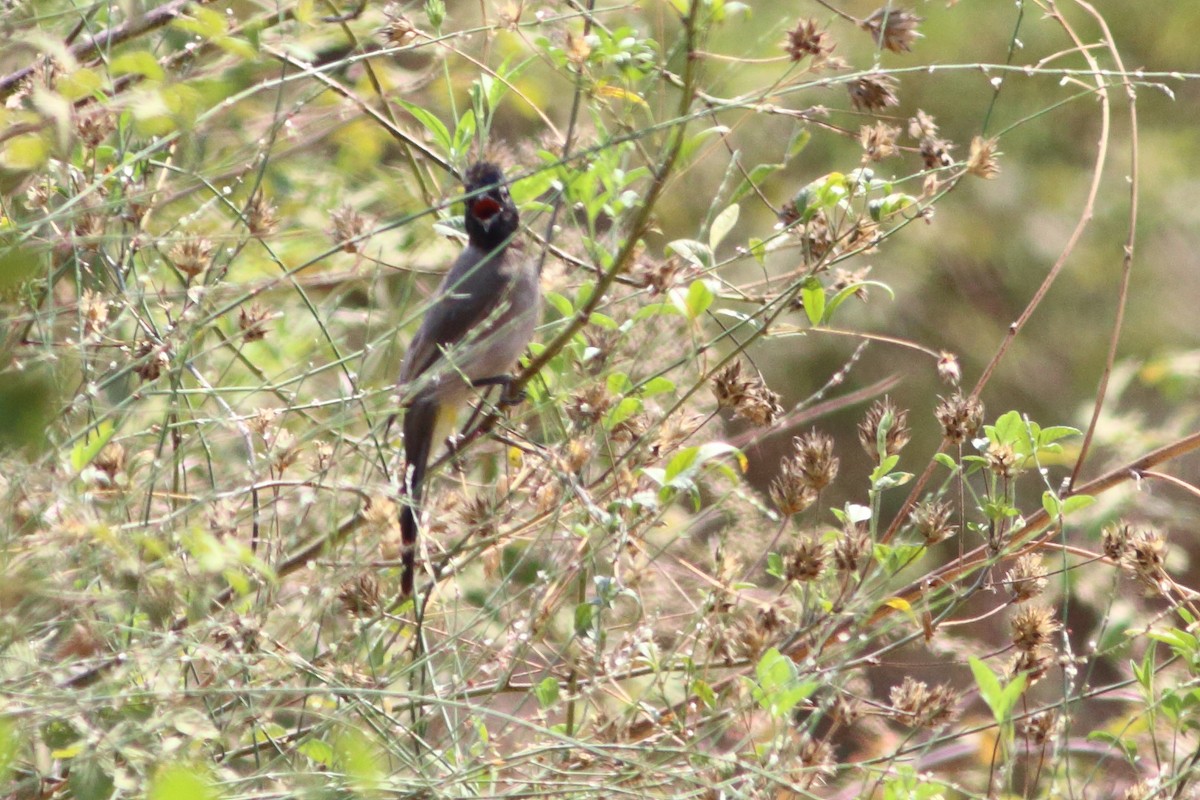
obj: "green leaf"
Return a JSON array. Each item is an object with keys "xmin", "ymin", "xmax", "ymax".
[
  {"xmin": 148, "ymin": 764, "xmax": 216, "ymax": 800},
  {"xmin": 787, "ymin": 128, "xmax": 811, "ymax": 159},
  {"xmin": 665, "ymin": 238, "xmax": 710, "ymax": 269},
  {"xmin": 451, "ymin": 110, "xmax": 476, "ymax": 159},
  {"xmin": 693, "ymin": 679, "xmax": 717, "ymax": 709},
  {"xmin": 870, "ymin": 454, "xmax": 899, "ymax": 484},
  {"xmin": 70, "ymin": 421, "xmax": 115, "ymax": 473},
  {"xmin": 544, "ymin": 291, "xmax": 573, "ymax": 318},
  {"xmin": 535, "ymin": 676, "xmax": 560, "ymax": 708},
  {"xmin": 0, "ymin": 717, "xmax": 18, "ymax": 786},
  {"xmin": 823, "ymin": 280, "xmax": 894, "ymax": 321},
  {"xmin": 297, "ymin": 738, "xmax": 334, "ymax": 765},
  {"xmin": 751, "ymin": 648, "xmax": 817, "ymax": 718},
  {"xmin": 511, "ymin": 169, "xmax": 557, "ymax": 205},
  {"xmin": 396, "ymin": 99, "xmax": 451, "ymax": 156},
  {"xmin": 604, "ymin": 396, "xmax": 641, "ymax": 429},
  {"xmin": 800, "ymin": 277, "xmax": 824, "ymax": 326},
  {"xmin": 171, "ymin": 6, "xmax": 227, "ymax": 37},
  {"xmin": 709, "ymin": 203, "xmax": 740, "ymax": 250},
  {"xmin": 214, "ymin": 34, "xmax": 257, "ymax": 59},
  {"xmin": 934, "ymin": 452, "xmax": 958, "ymax": 470},
  {"xmin": 730, "ymin": 162, "xmax": 782, "ymax": 205},
  {"xmin": 680, "ymin": 279, "xmax": 715, "ymax": 320},
  {"xmin": 1038, "ymin": 425, "xmax": 1082, "ymax": 446},
  {"xmin": 968, "ymin": 656, "xmax": 1003, "ymax": 718},
  {"xmin": 111, "ymin": 51, "xmax": 165, "ymax": 81},
  {"xmin": 0, "ymin": 134, "xmax": 50, "ymax": 171},
  {"xmin": 988, "ymin": 410, "xmax": 1026, "ymax": 448},
  {"xmin": 606, "ymin": 372, "xmax": 633, "ymax": 394},
  {"xmin": 639, "ymin": 376, "xmax": 675, "ymax": 397},
  {"xmin": 573, "ymin": 602, "xmax": 594, "ymax": 635},
  {"xmin": 58, "ymin": 67, "xmax": 103, "ymax": 101}
]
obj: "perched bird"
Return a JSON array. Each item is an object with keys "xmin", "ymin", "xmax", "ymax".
[{"xmin": 397, "ymin": 162, "xmax": 540, "ymax": 597}]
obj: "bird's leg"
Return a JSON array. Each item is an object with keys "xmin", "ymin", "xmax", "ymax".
[{"xmin": 471, "ymin": 374, "xmax": 526, "ymax": 406}]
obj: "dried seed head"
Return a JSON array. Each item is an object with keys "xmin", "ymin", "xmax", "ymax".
[
  {"xmin": 73, "ymin": 212, "xmax": 104, "ymax": 249},
  {"xmin": 169, "ymin": 237, "xmax": 214, "ymax": 278},
  {"xmin": 133, "ymin": 339, "xmax": 169, "ymax": 381},
  {"xmin": 270, "ymin": 427, "xmax": 299, "ymax": 472},
  {"xmin": 382, "ymin": 13, "xmax": 419, "ymax": 46},
  {"xmin": 793, "ymin": 428, "xmax": 839, "ymax": 491},
  {"xmin": 458, "ymin": 494, "xmax": 499, "ymax": 539},
  {"xmin": 1119, "ymin": 527, "xmax": 1167, "ymax": 594},
  {"xmin": 784, "ymin": 534, "xmax": 827, "ymax": 582},
  {"xmin": 858, "ymin": 396, "xmax": 911, "ymax": 463},
  {"xmin": 833, "ymin": 522, "xmax": 870, "ymax": 573},
  {"xmin": 1101, "ymin": 522, "xmax": 1128, "ymax": 560},
  {"xmin": 338, "ymin": 573, "xmax": 381, "ymax": 615},
  {"xmin": 909, "ymin": 499, "xmax": 956, "ymax": 545},
  {"xmin": 1007, "ymin": 646, "xmax": 1054, "ymax": 683},
  {"xmin": 784, "ymin": 19, "xmax": 835, "ymax": 65},
  {"xmin": 633, "ymin": 256, "xmax": 689, "ymax": 295},
  {"xmin": 908, "ymin": 109, "xmax": 939, "ymax": 140},
  {"xmin": 846, "ymin": 222, "xmax": 881, "ymax": 254},
  {"xmin": 238, "ymin": 304, "xmax": 272, "ymax": 342},
  {"xmin": 329, "ymin": 204, "xmax": 367, "ymax": 253},
  {"xmin": 75, "ymin": 110, "xmax": 116, "ymax": 149},
  {"xmin": 310, "ymin": 440, "xmax": 334, "ymax": 472},
  {"xmin": 859, "ymin": 121, "xmax": 899, "ymax": 162},
  {"xmin": 770, "ymin": 463, "xmax": 818, "ymax": 516},
  {"xmin": 55, "ymin": 622, "xmax": 105, "ymax": 661},
  {"xmin": 1123, "ymin": 783, "xmax": 1152, "ymax": 800},
  {"xmin": 860, "ymin": 6, "xmax": 923, "ymax": 54},
  {"xmin": 738, "ymin": 388, "xmax": 782, "ymax": 427},
  {"xmin": 93, "ymin": 441, "xmax": 126, "ymax": 481},
  {"xmin": 985, "ymin": 441, "xmax": 1021, "ymax": 477},
  {"xmin": 797, "ymin": 211, "xmax": 834, "ymax": 264},
  {"xmin": 565, "ymin": 383, "xmax": 613, "ymax": 427},
  {"xmin": 935, "ymin": 392, "xmax": 984, "ymax": 444},
  {"xmin": 919, "ymin": 137, "xmax": 955, "ymax": 169},
  {"xmin": 80, "ymin": 288, "xmax": 109, "ymax": 337},
  {"xmin": 937, "ymin": 351, "xmax": 961, "ymax": 385},
  {"xmin": 793, "ymin": 735, "xmax": 835, "ymax": 790},
  {"xmin": 847, "ymin": 73, "xmax": 899, "ymax": 113},
  {"xmin": 712, "ymin": 360, "xmax": 749, "ymax": 410},
  {"xmin": 1006, "ymin": 554, "xmax": 1049, "ymax": 603},
  {"xmin": 565, "ymin": 438, "xmax": 593, "ymax": 474},
  {"xmin": 246, "ymin": 194, "xmax": 278, "ymax": 238},
  {"xmin": 890, "ymin": 677, "xmax": 960, "ymax": 728},
  {"xmin": 364, "ymin": 495, "xmax": 399, "ymax": 540},
  {"xmin": 1011, "ymin": 605, "xmax": 1060, "ymax": 652},
  {"xmin": 565, "ymin": 30, "xmax": 591, "ymax": 65},
  {"xmin": 710, "ymin": 361, "xmax": 782, "ymax": 427},
  {"xmin": 1022, "ymin": 711, "xmax": 1058, "ymax": 746},
  {"xmin": 967, "ymin": 136, "xmax": 1001, "ymax": 179},
  {"xmin": 534, "ymin": 480, "xmax": 562, "ymax": 515},
  {"xmin": 25, "ymin": 178, "xmax": 54, "ymax": 210}
]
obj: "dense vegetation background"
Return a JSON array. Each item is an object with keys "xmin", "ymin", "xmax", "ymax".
[{"xmin": 2, "ymin": 0, "xmax": 1199, "ymax": 796}]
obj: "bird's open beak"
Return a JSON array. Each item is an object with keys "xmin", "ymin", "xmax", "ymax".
[{"xmin": 470, "ymin": 196, "xmax": 502, "ymax": 229}]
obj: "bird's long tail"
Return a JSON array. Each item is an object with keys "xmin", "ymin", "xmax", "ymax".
[{"xmin": 400, "ymin": 398, "xmax": 438, "ymax": 597}]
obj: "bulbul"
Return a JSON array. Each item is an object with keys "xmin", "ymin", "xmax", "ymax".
[{"xmin": 397, "ymin": 162, "xmax": 540, "ymax": 597}]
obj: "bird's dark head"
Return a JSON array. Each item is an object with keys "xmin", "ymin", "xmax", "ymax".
[{"xmin": 462, "ymin": 161, "xmax": 518, "ymax": 248}]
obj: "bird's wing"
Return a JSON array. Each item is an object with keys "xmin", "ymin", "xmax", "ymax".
[{"xmin": 398, "ymin": 245, "xmax": 514, "ymax": 386}]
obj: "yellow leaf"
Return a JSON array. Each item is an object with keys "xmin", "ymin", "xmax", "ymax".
[
  {"xmin": 594, "ymin": 83, "xmax": 648, "ymax": 106},
  {"xmin": 111, "ymin": 50, "xmax": 164, "ymax": 81},
  {"xmin": 0, "ymin": 134, "xmax": 49, "ymax": 170},
  {"xmin": 58, "ymin": 67, "xmax": 104, "ymax": 101}
]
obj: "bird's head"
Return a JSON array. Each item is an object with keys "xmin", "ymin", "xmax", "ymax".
[{"xmin": 462, "ymin": 161, "xmax": 518, "ymax": 248}]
